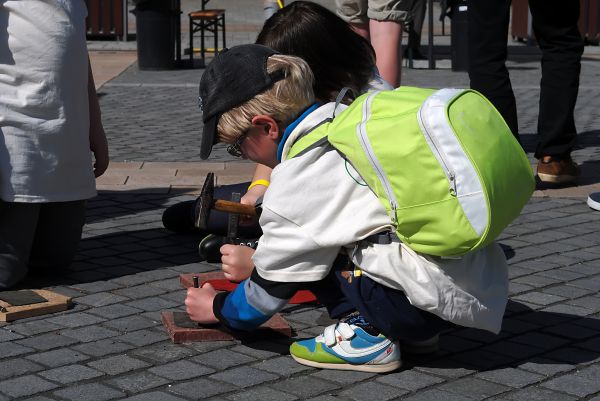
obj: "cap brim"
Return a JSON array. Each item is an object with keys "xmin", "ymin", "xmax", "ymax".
[{"xmin": 200, "ymin": 115, "xmax": 219, "ymax": 160}]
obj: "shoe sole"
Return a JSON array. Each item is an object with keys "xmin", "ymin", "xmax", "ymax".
[
  {"xmin": 537, "ymin": 172, "xmax": 578, "ymax": 184},
  {"xmin": 291, "ymin": 354, "xmax": 401, "ymax": 373}
]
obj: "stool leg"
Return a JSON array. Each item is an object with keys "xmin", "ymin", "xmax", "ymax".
[
  {"xmin": 222, "ymin": 15, "xmax": 226, "ymax": 50},
  {"xmin": 214, "ymin": 20, "xmax": 218, "ymax": 55},
  {"xmin": 201, "ymin": 20, "xmax": 206, "ymax": 64},
  {"xmin": 189, "ymin": 17, "xmax": 193, "ymax": 64}
]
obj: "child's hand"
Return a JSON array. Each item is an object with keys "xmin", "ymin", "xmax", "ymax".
[
  {"xmin": 241, "ymin": 184, "xmax": 268, "ymax": 206},
  {"xmin": 185, "ymin": 283, "xmax": 219, "ymax": 324},
  {"xmin": 221, "ymin": 244, "xmax": 255, "ymax": 282}
]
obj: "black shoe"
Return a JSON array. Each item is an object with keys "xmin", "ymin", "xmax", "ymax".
[
  {"xmin": 198, "ymin": 235, "xmax": 260, "ymax": 263},
  {"xmin": 198, "ymin": 234, "xmax": 226, "ymax": 263},
  {"xmin": 162, "ymin": 200, "xmax": 198, "ymax": 233}
]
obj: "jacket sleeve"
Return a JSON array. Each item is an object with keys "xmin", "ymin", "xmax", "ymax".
[{"xmin": 212, "ymin": 268, "xmax": 304, "ymax": 331}]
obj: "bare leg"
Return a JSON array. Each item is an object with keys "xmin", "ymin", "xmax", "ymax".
[{"xmin": 369, "ymin": 19, "xmax": 403, "ymax": 86}]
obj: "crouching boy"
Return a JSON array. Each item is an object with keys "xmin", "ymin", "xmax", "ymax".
[{"xmin": 185, "ymin": 44, "xmax": 509, "ymax": 373}]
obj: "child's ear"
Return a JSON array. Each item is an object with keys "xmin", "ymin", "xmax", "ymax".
[{"xmin": 251, "ymin": 115, "xmax": 280, "ymax": 139}]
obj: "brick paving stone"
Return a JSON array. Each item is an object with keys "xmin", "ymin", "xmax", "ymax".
[
  {"xmin": 61, "ymin": 325, "xmax": 120, "ymax": 343},
  {"xmin": 125, "ymin": 296, "xmax": 180, "ymax": 312},
  {"xmin": 87, "ymin": 354, "xmax": 151, "ymax": 375},
  {"xmin": 47, "ymin": 312, "xmax": 107, "ymax": 328},
  {"xmin": 509, "ymin": 332, "xmax": 571, "ymax": 350},
  {"xmin": 167, "ymin": 378, "xmax": 233, "ymax": 399},
  {"xmin": 15, "ymin": 333, "xmax": 79, "ymax": 351},
  {"xmin": 132, "ymin": 343, "xmax": 196, "ymax": 363},
  {"xmin": 121, "ymin": 391, "xmax": 187, "ymax": 401},
  {"xmin": 375, "ymin": 369, "xmax": 445, "ymax": 391},
  {"xmin": 0, "ymin": 342, "xmax": 34, "ymax": 358},
  {"xmin": 75, "ymin": 292, "xmax": 129, "ymax": 307},
  {"xmin": 149, "ymin": 360, "xmax": 215, "ymax": 381},
  {"xmin": 341, "ymin": 381, "xmax": 408, "ymax": 401},
  {"xmin": 519, "ymin": 358, "xmax": 576, "ymax": 377},
  {"xmin": 475, "ymin": 367, "xmax": 544, "ymax": 388},
  {"xmin": 87, "ymin": 303, "xmax": 144, "ymax": 319},
  {"xmin": 502, "ymin": 388, "xmax": 579, "ymax": 401},
  {"xmin": 117, "ymin": 328, "xmax": 167, "ymax": 346},
  {"xmin": 0, "ymin": 358, "xmax": 43, "ymax": 380},
  {"xmin": 450, "ymin": 349, "xmax": 515, "ymax": 370},
  {"xmin": 25, "ymin": 348, "xmax": 90, "ymax": 368},
  {"xmin": 438, "ymin": 377, "xmax": 511, "ymax": 400},
  {"xmin": 101, "ymin": 315, "xmax": 158, "ymax": 332},
  {"xmin": 403, "ymin": 388, "xmax": 474, "ymax": 401},
  {"xmin": 230, "ymin": 340, "xmax": 290, "ymax": 360},
  {"xmin": 112, "ymin": 284, "xmax": 167, "ymax": 299},
  {"xmin": 311, "ymin": 369, "xmax": 375, "ymax": 385},
  {"xmin": 227, "ymin": 387, "xmax": 299, "ymax": 401},
  {"xmin": 0, "ymin": 328, "xmax": 23, "ymax": 342},
  {"xmin": 39, "ymin": 363, "xmax": 105, "ymax": 384},
  {"xmin": 72, "ymin": 338, "xmax": 135, "ymax": 357},
  {"xmin": 542, "ymin": 321, "xmax": 598, "ymax": 339},
  {"xmin": 543, "ymin": 346, "xmax": 600, "ymax": 365},
  {"xmin": 269, "ymin": 375, "xmax": 341, "ymax": 399},
  {"xmin": 512, "ymin": 292, "xmax": 566, "ymax": 306},
  {"xmin": 541, "ymin": 370, "xmax": 600, "ymax": 398},
  {"xmin": 52, "ymin": 383, "xmax": 125, "ymax": 401},
  {"xmin": 542, "ymin": 303, "xmax": 595, "ymax": 317},
  {"xmin": 0, "ymin": 374, "xmax": 59, "ymax": 398},
  {"xmin": 192, "ymin": 348, "xmax": 256, "ymax": 370},
  {"xmin": 6, "ymin": 320, "xmax": 64, "ymax": 336},
  {"xmin": 107, "ymin": 371, "xmax": 170, "ymax": 393},
  {"xmin": 253, "ymin": 355, "xmax": 313, "ymax": 375},
  {"xmin": 483, "ymin": 340, "xmax": 545, "ymax": 360},
  {"xmin": 210, "ymin": 365, "xmax": 279, "ymax": 388}
]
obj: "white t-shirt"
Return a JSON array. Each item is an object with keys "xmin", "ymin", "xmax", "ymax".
[
  {"xmin": 253, "ymin": 103, "xmax": 509, "ymax": 333},
  {"xmin": 0, "ymin": 0, "xmax": 96, "ymax": 202}
]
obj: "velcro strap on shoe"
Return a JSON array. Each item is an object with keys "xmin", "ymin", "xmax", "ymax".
[
  {"xmin": 324, "ymin": 324, "xmax": 338, "ymax": 347},
  {"xmin": 337, "ymin": 323, "xmax": 356, "ymax": 340}
]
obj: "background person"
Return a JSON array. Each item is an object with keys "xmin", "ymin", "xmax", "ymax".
[{"xmin": 0, "ymin": 1, "xmax": 108, "ymax": 289}]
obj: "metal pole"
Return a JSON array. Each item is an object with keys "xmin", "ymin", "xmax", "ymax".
[{"xmin": 427, "ymin": 0, "xmax": 435, "ymax": 69}]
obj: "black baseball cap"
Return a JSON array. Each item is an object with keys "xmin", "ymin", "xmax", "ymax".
[{"xmin": 199, "ymin": 44, "xmax": 286, "ymax": 159}]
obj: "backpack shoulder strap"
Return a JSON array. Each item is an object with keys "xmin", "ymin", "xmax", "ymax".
[{"xmin": 286, "ymin": 118, "xmax": 332, "ymax": 159}]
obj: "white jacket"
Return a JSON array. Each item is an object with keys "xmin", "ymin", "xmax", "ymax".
[{"xmin": 252, "ymin": 103, "xmax": 508, "ymax": 333}]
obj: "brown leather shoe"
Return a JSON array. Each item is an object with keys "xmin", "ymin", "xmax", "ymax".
[{"xmin": 536, "ymin": 156, "xmax": 580, "ymax": 184}]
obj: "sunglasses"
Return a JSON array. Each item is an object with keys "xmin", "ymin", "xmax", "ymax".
[{"xmin": 226, "ymin": 132, "xmax": 248, "ymax": 158}]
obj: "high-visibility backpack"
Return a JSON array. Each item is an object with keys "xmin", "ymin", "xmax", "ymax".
[{"xmin": 287, "ymin": 87, "xmax": 535, "ymax": 257}]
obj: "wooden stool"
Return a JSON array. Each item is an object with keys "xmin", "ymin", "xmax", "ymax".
[{"xmin": 188, "ymin": 7, "xmax": 226, "ymax": 65}]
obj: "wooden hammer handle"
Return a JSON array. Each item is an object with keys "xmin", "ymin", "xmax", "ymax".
[{"xmin": 213, "ymin": 200, "xmax": 257, "ymax": 216}]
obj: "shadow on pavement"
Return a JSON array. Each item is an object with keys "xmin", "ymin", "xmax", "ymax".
[{"xmin": 404, "ymin": 299, "xmax": 600, "ymax": 372}]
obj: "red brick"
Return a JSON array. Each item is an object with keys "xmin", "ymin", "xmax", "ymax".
[{"xmin": 161, "ymin": 311, "xmax": 292, "ymax": 343}]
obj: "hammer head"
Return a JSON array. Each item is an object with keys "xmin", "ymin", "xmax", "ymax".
[{"xmin": 194, "ymin": 172, "xmax": 215, "ymax": 229}]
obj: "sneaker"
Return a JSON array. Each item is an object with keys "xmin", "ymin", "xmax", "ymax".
[
  {"xmin": 289, "ymin": 322, "xmax": 401, "ymax": 372},
  {"xmin": 588, "ymin": 192, "xmax": 600, "ymax": 211},
  {"xmin": 536, "ymin": 155, "xmax": 580, "ymax": 184}
]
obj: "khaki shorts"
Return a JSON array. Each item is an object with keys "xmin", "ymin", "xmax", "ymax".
[{"xmin": 336, "ymin": 0, "xmax": 413, "ymax": 24}]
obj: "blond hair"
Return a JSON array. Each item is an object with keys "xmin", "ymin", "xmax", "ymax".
[{"xmin": 217, "ymin": 54, "xmax": 315, "ymax": 144}]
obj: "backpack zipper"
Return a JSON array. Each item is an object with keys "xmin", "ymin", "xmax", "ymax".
[
  {"xmin": 356, "ymin": 91, "xmax": 399, "ymax": 223},
  {"xmin": 417, "ymin": 103, "xmax": 458, "ymax": 196}
]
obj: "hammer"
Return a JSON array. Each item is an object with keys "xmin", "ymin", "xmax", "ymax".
[{"xmin": 194, "ymin": 172, "xmax": 258, "ymax": 230}]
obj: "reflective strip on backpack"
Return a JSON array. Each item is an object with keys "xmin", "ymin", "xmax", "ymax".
[
  {"xmin": 418, "ymin": 89, "xmax": 488, "ymax": 236},
  {"xmin": 356, "ymin": 91, "xmax": 399, "ymax": 220}
]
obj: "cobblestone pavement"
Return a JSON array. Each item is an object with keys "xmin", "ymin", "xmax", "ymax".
[{"xmin": 1, "ymin": 2, "xmax": 600, "ymax": 400}]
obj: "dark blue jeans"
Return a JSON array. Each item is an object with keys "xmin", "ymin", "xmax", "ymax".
[{"xmin": 308, "ymin": 255, "xmax": 449, "ymax": 342}]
